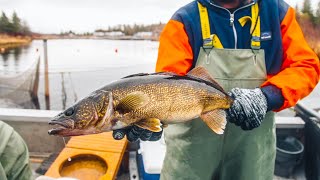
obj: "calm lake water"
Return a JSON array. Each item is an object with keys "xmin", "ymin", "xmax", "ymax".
[
  {"xmin": 0, "ymin": 39, "xmax": 159, "ymax": 110},
  {"xmin": 0, "ymin": 39, "xmax": 319, "ymax": 111}
]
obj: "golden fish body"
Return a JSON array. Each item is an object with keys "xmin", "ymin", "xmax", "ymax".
[
  {"xmin": 49, "ymin": 67, "xmax": 233, "ymax": 136},
  {"xmin": 108, "ymin": 76, "xmax": 229, "ymax": 124}
]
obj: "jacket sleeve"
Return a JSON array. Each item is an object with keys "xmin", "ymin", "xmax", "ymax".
[
  {"xmin": 261, "ymin": 7, "xmax": 320, "ymax": 111},
  {"xmin": 155, "ymin": 19, "xmax": 193, "ymax": 75}
]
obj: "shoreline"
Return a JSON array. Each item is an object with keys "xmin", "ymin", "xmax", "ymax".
[
  {"xmin": 0, "ymin": 34, "xmax": 318, "ymax": 57},
  {"xmin": 0, "ymin": 34, "xmax": 32, "ymax": 51},
  {"xmin": 32, "ymin": 34, "xmax": 159, "ymax": 41}
]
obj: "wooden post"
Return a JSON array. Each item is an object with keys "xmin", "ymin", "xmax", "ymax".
[
  {"xmin": 43, "ymin": 39, "xmax": 50, "ymax": 110},
  {"xmin": 31, "ymin": 56, "xmax": 40, "ymax": 109}
]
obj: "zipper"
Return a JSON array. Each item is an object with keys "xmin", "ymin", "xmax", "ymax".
[
  {"xmin": 208, "ymin": 1, "xmax": 255, "ymax": 49},
  {"xmin": 229, "ymin": 13, "xmax": 234, "ymax": 26}
]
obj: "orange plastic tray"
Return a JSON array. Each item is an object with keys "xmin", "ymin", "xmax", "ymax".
[{"xmin": 45, "ymin": 132, "xmax": 127, "ymax": 180}]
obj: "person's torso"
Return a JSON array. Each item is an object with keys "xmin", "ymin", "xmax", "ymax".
[{"xmin": 171, "ymin": 0, "xmax": 289, "ymax": 75}]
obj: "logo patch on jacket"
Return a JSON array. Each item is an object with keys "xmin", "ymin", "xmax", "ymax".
[{"xmin": 261, "ymin": 32, "xmax": 272, "ymax": 41}]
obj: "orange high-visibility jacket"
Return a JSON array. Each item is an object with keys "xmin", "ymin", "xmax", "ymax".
[{"xmin": 156, "ymin": 0, "xmax": 320, "ymax": 111}]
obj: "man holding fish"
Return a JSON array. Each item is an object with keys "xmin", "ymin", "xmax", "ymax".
[
  {"xmin": 113, "ymin": 0, "xmax": 320, "ymax": 179},
  {"xmin": 49, "ymin": 0, "xmax": 320, "ymax": 179}
]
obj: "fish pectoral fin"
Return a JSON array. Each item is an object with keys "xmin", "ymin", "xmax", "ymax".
[
  {"xmin": 187, "ymin": 66, "xmax": 225, "ymax": 92},
  {"xmin": 200, "ymin": 109, "xmax": 227, "ymax": 135},
  {"xmin": 135, "ymin": 118, "xmax": 162, "ymax": 132},
  {"xmin": 117, "ymin": 91, "xmax": 149, "ymax": 113}
]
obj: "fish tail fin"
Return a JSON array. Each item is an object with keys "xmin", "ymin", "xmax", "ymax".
[{"xmin": 200, "ymin": 109, "xmax": 227, "ymax": 134}]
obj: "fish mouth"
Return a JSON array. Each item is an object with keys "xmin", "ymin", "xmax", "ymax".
[
  {"xmin": 48, "ymin": 119, "xmax": 74, "ymax": 136},
  {"xmin": 48, "ymin": 126, "xmax": 101, "ymax": 137},
  {"xmin": 49, "ymin": 120, "xmax": 71, "ymax": 128},
  {"xmin": 48, "ymin": 127, "xmax": 67, "ymax": 136},
  {"xmin": 48, "ymin": 120, "xmax": 101, "ymax": 136}
]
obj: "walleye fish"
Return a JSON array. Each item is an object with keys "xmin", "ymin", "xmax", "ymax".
[{"xmin": 48, "ymin": 66, "xmax": 233, "ymax": 136}]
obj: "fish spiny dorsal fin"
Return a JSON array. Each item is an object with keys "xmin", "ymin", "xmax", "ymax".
[
  {"xmin": 116, "ymin": 91, "xmax": 149, "ymax": 113},
  {"xmin": 135, "ymin": 118, "xmax": 162, "ymax": 132},
  {"xmin": 153, "ymin": 72, "xmax": 178, "ymax": 76},
  {"xmin": 187, "ymin": 66, "xmax": 225, "ymax": 92},
  {"xmin": 200, "ymin": 109, "xmax": 227, "ymax": 134},
  {"xmin": 121, "ymin": 73, "xmax": 150, "ymax": 79}
]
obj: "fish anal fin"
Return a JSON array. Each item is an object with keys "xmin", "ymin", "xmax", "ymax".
[
  {"xmin": 117, "ymin": 91, "xmax": 149, "ymax": 113},
  {"xmin": 135, "ymin": 118, "xmax": 162, "ymax": 132},
  {"xmin": 187, "ymin": 66, "xmax": 225, "ymax": 92},
  {"xmin": 200, "ymin": 109, "xmax": 227, "ymax": 134}
]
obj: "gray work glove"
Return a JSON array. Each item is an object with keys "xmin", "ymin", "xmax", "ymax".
[
  {"xmin": 113, "ymin": 125, "xmax": 163, "ymax": 142},
  {"xmin": 226, "ymin": 88, "xmax": 268, "ymax": 130}
]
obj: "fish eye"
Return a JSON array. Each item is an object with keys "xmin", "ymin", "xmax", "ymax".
[{"xmin": 64, "ymin": 107, "xmax": 74, "ymax": 116}]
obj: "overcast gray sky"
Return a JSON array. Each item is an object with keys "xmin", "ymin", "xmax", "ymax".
[{"xmin": 0, "ymin": 0, "xmax": 318, "ymax": 34}]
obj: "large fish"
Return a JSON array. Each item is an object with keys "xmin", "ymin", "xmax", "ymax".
[{"xmin": 48, "ymin": 66, "xmax": 233, "ymax": 137}]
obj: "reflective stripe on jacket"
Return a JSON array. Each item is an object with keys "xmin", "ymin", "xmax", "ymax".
[{"xmin": 156, "ymin": 0, "xmax": 320, "ymax": 111}]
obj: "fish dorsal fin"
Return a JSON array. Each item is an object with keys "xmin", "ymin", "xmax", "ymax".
[
  {"xmin": 153, "ymin": 72, "xmax": 178, "ymax": 76},
  {"xmin": 117, "ymin": 91, "xmax": 149, "ymax": 113},
  {"xmin": 187, "ymin": 66, "xmax": 225, "ymax": 92},
  {"xmin": 200, "ymin": 109, "xmax": 227, "ymax": 134},
  {"xmin": 122, "ymin": 73, "xmax": 150, "ymax": 79},
  {"xmin": 135, "ymin": 118, "xmax": 162, "ymax": 132}
]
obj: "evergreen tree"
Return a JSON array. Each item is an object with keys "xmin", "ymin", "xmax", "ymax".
[
  {"xmin": 12, "ymin": 11, "xmax": 22, "ymax": 33},
  {"xmin": 0, "ymin": 12, "xmax": 11, "ymax": 33},
  {"xmin": 302, "ymin": 0, "xmax": 316, "ymax": 25},
  {"xmin": 0, "ymin": 11, "xmax": 31, "ymax": 35},
  {"xmin": 302, "ymin": 0, "xmax": 312, "ymax": 15},
  {"xmin": 315, "ymin": 1, "xmax": 320, "ymax": 25}
]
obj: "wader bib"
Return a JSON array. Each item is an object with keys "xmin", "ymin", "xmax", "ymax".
[{"xmin": 161, "ymin": 2, "xmax": 276, "ymax": 180}]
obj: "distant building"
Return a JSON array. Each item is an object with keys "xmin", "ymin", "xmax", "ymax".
[
  {"xmin": 93, "ymin": 32, "xmax": 105, "ymax": 37},
  {"xmin": 94, "ymin": 30, "xmax": 124, "ymax": 37},
  {"xmin": 68, "ymin": 31, "xmax": 76, "ymax": 37},
  {"xmin": 133, "ymin": 32, "xmax": 153, "ymax": 39},
  {"xmin": 105, "ymin": 31, "xmax": 124, "ymax": 37}
]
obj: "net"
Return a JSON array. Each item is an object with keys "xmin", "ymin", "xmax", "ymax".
[{"xmin": 0, "ymin": 56, "xmax": 40, "ymax": 109}]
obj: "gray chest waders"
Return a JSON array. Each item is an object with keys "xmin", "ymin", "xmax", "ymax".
[{"xmin": 161, "ymin": 2, "xmax": 276, "ymax": 180}]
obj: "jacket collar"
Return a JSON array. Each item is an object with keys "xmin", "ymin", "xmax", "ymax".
[{"xmin": 197, "ymin": 0, "xmax": 256, "ymax": 9}]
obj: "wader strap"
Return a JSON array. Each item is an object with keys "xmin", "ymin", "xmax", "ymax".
[
  {"xmin": 197, "ymin": 2, "xmax": 223, "ymax": 49},
  {"xmin": 238, "ymin": 3, "xmax": 261, "ymax": 51},
  {"xmin": 250, "ymin": 3, "xmax": 261, "ymax": 51},
  {"xmin": 198, "ymin": 2, "xmax": 260, "ymax": 50}
]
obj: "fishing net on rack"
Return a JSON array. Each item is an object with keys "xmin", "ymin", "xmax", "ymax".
[{"xmin": 0, "ymin": 56, "xmax": 40, "ymax": 109}]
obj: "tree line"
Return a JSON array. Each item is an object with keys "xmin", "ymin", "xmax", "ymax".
[
  {"xmin": 95, "ymin": 23, "xmax": 165, "ymax": 36},
  {"xmin": 296, "ymin": 0, "xmax": 320, "ymax": 57},
  {"xmin": 0, "ymin": 11, "xmax": 31, "ymax": 35},
  {"xmin": 299, "ymin": 0, "xmax": 320, "ymax": 26}
]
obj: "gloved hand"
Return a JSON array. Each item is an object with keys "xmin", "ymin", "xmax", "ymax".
[
  {"xmin": 226, "ymin": 88, "xmax": 268, "ymax": 130},
  {"xmin": 112, "ymin": 125, "xmax": 163, "ymax": 142}
]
